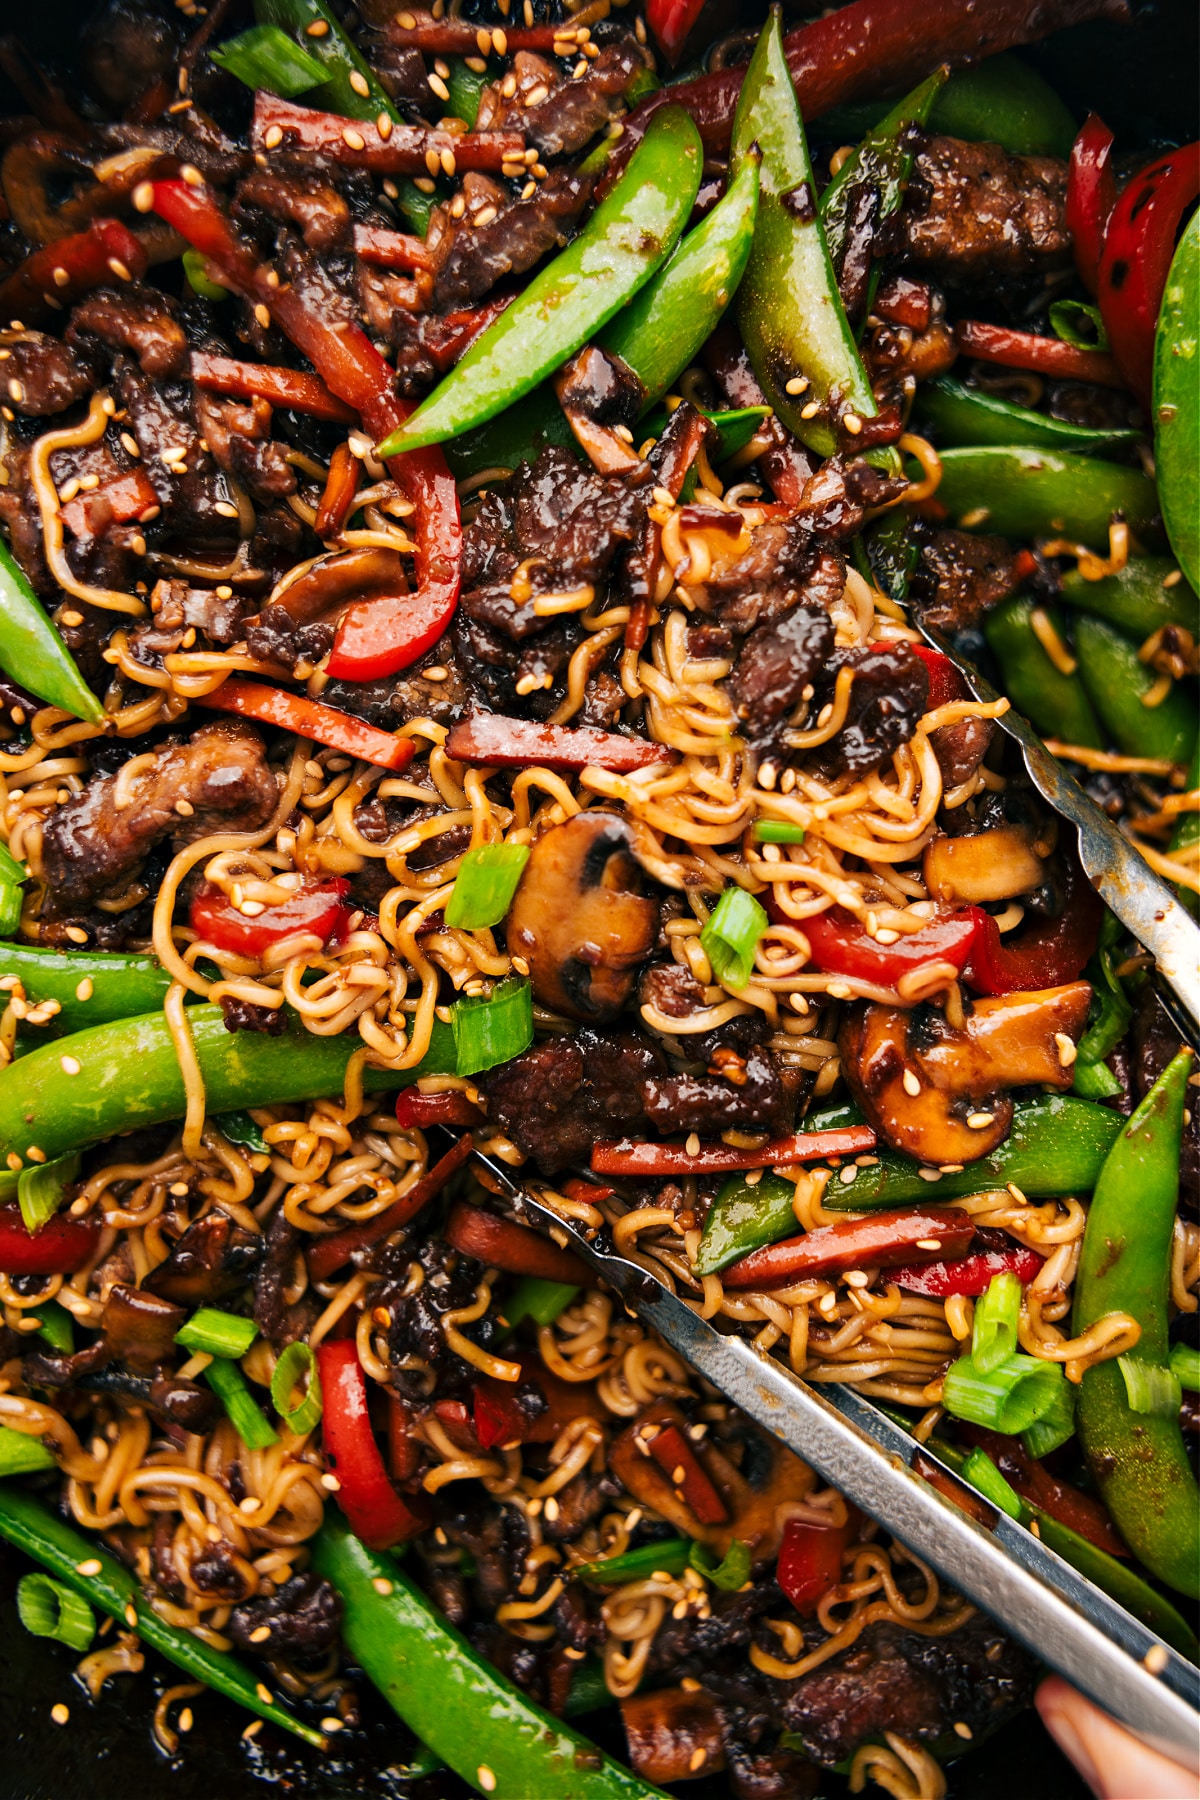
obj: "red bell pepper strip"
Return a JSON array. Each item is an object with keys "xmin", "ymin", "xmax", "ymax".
[
  {"xmin": 802, "ymin": 907, "xmax": 981, "ymax": 991},
  {"xmin": 189, "ymin": 878, "xmax": 350, "ymax": 960},
  {"xmin": 0, "ymin": 1203, "xmax": 99, "ymax": 1276},
  {"xmin": 352, "ymin": 223, "xmax": 434, "ymax": 272},
  {"xmin": 1096, "ymin": 141, "xmax": 1200, "ymax": 408},
  {"xmin": 1066, "ymin": 114, "xmax": 1117, "ymax": 296},
  {"xmin": 0, "ymin": 218, "xmax": 148, "ymax": 329},
  {"xmin": 722, "ymin": 1206, "xmax": 975, "ymax": 1291},
  {"xmin": 907, "ymin": 642, "xmax": 961, "ymax": 709},
  {"xmin": 306, "ymin": 1133, "xmax": 474, "ymax": 1282},
  {"xmin": 647, "ymin": 0, "xmax": 707, "ymax": 62},
  {"xmin": 190, "ymin": 352, "xmax": 356, "ymax": 425},
  {"xmin": 316, "ymin": 1339, "xmax": 427, "ymax": 1549},
  {"xmin": 955, "ymin": 320, "xmax": 1122, "ymax": 389},
  {"xmin": 872, "ymin": 273, "xmax": 935, "ymax": 333},
  {"xmin": 890, "ymin": 1243, "xmax": 1044, "ymax": 1297},
  {"xmin": 443, "ymin": 1202, "xmax": 588, "ymax": 1286},
  {"xmin": 964, "ymin": 853, "xmax": 1102, "ymax": 995},
  {"xmin": 777, "ymin": 1514, "xmax": 854, "ymax": 1614},
  {"xmin": 314, "ymin": 443, "xmax": 360, "ymax": 542},
  {"xmin": 197, "ymin": 681, "xmax": 414, "ymax": 773},
  {"xmin": 388, "ymin": 1395, "xmax": 422, "ymax": 1480},
  {"xmin": 445, "ymin": 712, "xmax": 674, "ymax": 774},
  {"xmin": 59, "ymin": 465, "xmax": 162, "ymax": 540},
  {"xmin": 958, "ymin": 1424, "xmax": 1127, "ymax": 1557},
  {"xmin": 386, "ymin": 10, "xmax": 595, "ymax": 53},
  {"xmin": 471, "ymin": 1359, "xmax": 599, "ymax": 1453},
  {"xmin": 250, "ymin": 93, "xmax": 525, "ymax": 176},
  {"xmin": 152, "ymin": 179, "xmax": 461, "ymax": 684},
  {"xmin": 591, "ymin": 1124, "xmax": 876, "ymax": 1178},
  {"xmin": 472, "ymin": 1385, "xmax": 518, "ymax": 1453},
  {"xmin": 647, "ymin": 1422, "xmax": 729, "ymax": 1525},
  {"xmin": 394, "ymin": 1089, "xmax": 483, "ymax": 1130}
]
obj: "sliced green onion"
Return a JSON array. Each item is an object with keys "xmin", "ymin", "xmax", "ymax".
[
  {"xmin": 446, "ymin": 56, "xmax": 490, "ymax": 128},
  {"xmin": 444, "ymin": 844, "xmax": 531, "ymax": 931},
  {"xmin": 1072, "ymin": 1058, "xmax": 1123, "ymax": 1101},
  {"xmin": 182, "ymin": 249, "xmax": 230, "ymax": 302},
  {"xmin": 17, "ymin": 1571, "xmax": 96, "ymax": 1652},
  {"xmin": 205, "ymin": 1358, "xmax": 279, "ymax": 1451},
  {"xmin": 971, "ymin": 1270, "xmax": 1022, "ymax": 1374},
  {"xmin": 752, "ymin": 821, "xmax": 806, "ymax": 844},
  {"xmin": 689, "ymin": 1537, "xmax": 751, "ymax": 1591},
  {"xmin": 17, "ymin": 1152, "xmax": 81, "ymax": 1235},
  {"xmin": 572, "ymin": 1539, "xmax": 690, "ymax": 1585},
  {"xmin": 1021, "ymin": 1376, "xmax": 1076, "ymax": 1459},
  {"xmin": 176, "ymin": 1307, "xmax": 258, "ymax": 1360},
  {"xmin": 214, "ymin": 1110, "xmax": 268, "ymax": 1154},
  {"xmin": 0, "ymin": 878, "xmax": 22, "ymax": 938},
  {"xmin": 451, "ymin": 976, "xmax": 533, "ymax": 1078},
  {"xmin": 502, "ymin": 1276, "xmax": 580, "ymax": 1331},
  {"xmin": 1049, "ymin": 298, "xmax": 1109, "ymax": 352},
  {"xmin": 961, "ymin": 1447, "xmax": 1026, "ymax": 1522},
  {"xmin": 1117, "ymin": 1355, "xmax": 1183, "ymax": 1420},
  {"xmin": 0, "ymin": 1424, "xmax": 56, "ymax": 1476},
  {"xmin": 31, "ymin": 1300, "xmax": 75, "ymax": 1355},
  {"xmin": 700, "ymin": 885, "xmax": 768, "ymax": 990},
  {"xmin": 270, "ymin": 1340, "xmax": 323, "ymax": 1435},
  {"xmin": 0, "ymin": 842, "xmax": 25, "ymax": 884},
  {"xmin": 942, "ymin": 1350, "xmax": 1066, "ymax": 1435},
  {"xmin": 210, "ymin": 23, "xmax": 326, "ymax": 97},
  {"xmin": 1169, "ymin": 1342, "xmax": 1200, "ymax": 1392}
]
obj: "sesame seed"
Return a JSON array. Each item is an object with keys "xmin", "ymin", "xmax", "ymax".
[
  {"xmin": 967, "ymin": 1111, "xmax": 995, "ymax": 1129},
  {"xmin": 26, "ymin": 1147, "xmax": 45, "ymax": 1163},
  {"xmin": 378, "ymin": 113, "xmax": 393, "ymax": 139},
  {"xmin": 51, "ymin": 1704, "xmax": 70, "ymax": 1725},
  {"xmin": 249, "ymin": 1624, "xmax": 272, "ymax": 1644},
  {"xmin": 425, "ymin": 148, "xmax": 441, "ymax": 177},
  {"xmin": 800, "ymin": 400, "xmax": 820, "ymax": 419},
  {"xmin": 1143, "ymin": 1644, "xmax": 1169, "ymax": 1674},
  {"xmin": 179, "ymin": 1707, "xmax": 194, "ymax": 1732},
  {"xmin": 685, "ymin": 1132, "xmax": 701, "ymax": 1157},
  {"xmin": 476, "ymin": 27, "xmax": 493, "ymax": 53},
  {"xmin": 477, "ymin": 1767, "xmax": 497, "ymax": 1793},
  {"xmin": 429, "ymin": 74, "xmax": 450, "ymax": 102},
  {"xmin": 60, "ymin": 610, "xmax": 84, "ymax": 628},
  {"xmin": 321, "ymin": 1472, "xmax": 341, "ymax": 1491},
  {"xmin": 441, "ymin": 148, "xmax": 457, "ymax": 177},
  {"xmin": 1054, "ymin": 1032, "xmax": 1077, "ymax": 1067},
  {"xmin": 838, "ymin": 1164, "xmax": 857, "ymax": 1185},
  {"xmin": 7, "ymin": 379, "xmax": 23, "ymax": 404},
  {"xmin": 133, "ymin": 180, "xmax": 155, "ymax": 211},
  {"xmin": 181, "ymin": 163, "xmax": 203, "ymax": 187},
  {"xmin": 256, "ymin": 1683, "xmax": 273, "ymax": 1705},
  {"xmin": 305, "ymin": 17, "xmax": 329, "ymax": 32},
  {"xmin": 915, "ymin": 1239, "xmax": 941, "ymax": 1252},
  {"xmin": 689, "ymin": 1748, "xmax": 708, "ymax": 1772},
  {"xmin": 473, "ymin": 204, "xmax": 498, "ymax": 228},
  {"xmin": 845, "ymin": 1269, "xmax": 869, "ymax": 1288},
  {"xmin": 321, "ymin": 1716, "xmax": 344, "ymax": 1732},
  {"xmin": 397, "ymin": 9, "xmax": 417, "ymax": 24},
  {"xmin": 239, "ymin": 1496, "xmax": 261, "ymax": 1514},
  {"xmin": 5, "ymin": 1153, "xmax": 21, "ymax": 1173},
  {"xmin": 525, "ymin": 83, "xmax": 550, "ymax": 107},
  {"xmin": 124, "ymin": 1603, "xmax": 138, "ymax": 1627},
  {"xmin": 342, "ymin": 128, "xmax": 366, "ymax": 152},
  {"xmin": 264, "ymin": 125, "xmax": 284, "ymax": 149},
  {"xmin": 843, "ymin": 412, "xmax": 863, "ymax": 435},
  {"xmin": 60, "ymin": 1055, "xmax": 80, "ymax": 1076},
  {"xmin": 252, "ymin": 303, "xmax": 271, "ymax": 330},
  {"xmin": 784, "ymin": 376, "xmax": 809, "ymax": 395},
  {"xmin": 349, "ymin": 70, "xmax": 370, "ymax": 97},
  {"xmin": 493, "ymin": 27, "xmax": 508, "ymax": 53},
  {"xmin": 214, "ymin": 500, "xmax": 240, "ymax": 518},
  {"xmin": 170, "ymin": 1181, "xmax": 190, "ymax": 1197},
  {"xmin": 953, "ymin": 1721, "xmax": 973, "ymax": 1740},
  {"xmin": 902, "ymin": 1069, "xmax": 921, "ymax": 1096},
  {"xmin": 372, "ymin": 1577, "xmax": 393, "ymax": 1596},
  {"xmin": 1006, "ymin": 1182, "xmax": 1027, "ymax": 1203},
  {"xmin": 543, "ymin": 1495, "xmax": 560, "ymax": 1522},
  {"xmin": 107, "ymin": 257, "xmax": 132, "ymax": 282},
  {"xmin": 242, "ymin": 1720, "xmax": 263, "ymax": 1739},
  {"xmin": 918, "ymin": 1167, "xmax": 941, "ymax": 1182},
  {"xmin": 75, "ymin": 978, "xmax": 94, "ymax": 1002}
]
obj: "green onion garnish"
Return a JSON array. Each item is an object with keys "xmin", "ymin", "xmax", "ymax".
[
  {"xmin": 572, "ymin": 1539, "xmax": 691, "ymax": 1585},
  {"xmin": 1020, "ymin": 1376, "xmax": 1076, "ymax": 1460},
  {"xmin": 700, "ymin": 885, "xmax": 769, "ymax": 990},
  {"xmin": 0, "ymin": 842, "xmax": 25, "ymax": 884},
  {"xmin": 689, "ymin": 1537, "xmax": 751, "ymax": 1591},
  {"xmin": 0, "ymin": 1424, "xmax": 56, "ymax": 1476},
  {"xmin": 1169, "ymin": 1343, "xmax": 1200, "ymax": 1392},
  {"xmin": 213, "ymin": 1110, "xmax": 269, "ymax": 1154},
  {"xmin": 451, "ymin": 976, "xmax": 534, "ymax": 1078},
  {"xmin": 1117, "ymin": 1355, "xmax": 1183, "ymax": 1420},
  {"xmin": 205, "ymin": 1358, "xmax": 279, "ymax": 1452},
  {"xmin": 30, "ymin": 1301, "xmax": 75, "ymax": 1355},
  {"xmin": 971, "ymin": 1270, "xmax": 1022, "ymax": 1374},
  {"xmin": 270, "ymin": 1340, "xmax": 323, "ymax": 1436},
  {"xmin": 210, "ymin": 23, "xmax": 326, "ymax": 97},
  {"xmin": 502, "ymin": 1276, "xmax": 580, "ymax": 1331},
  {"xmin": 182, "ymin": 250, "xmax": 230, "ymax": 303},
  {"xmin": 0, "ymin": 848, "xmax": 24, "ymax": 936},
  {"xmin": 1048, "ymin": 297, "xmax": 1109, "ymax": 352},
  {"xmin": 1071, "ymin": 1059, "xmax": 1123, "ymax": 1101},
  {"xmin": 960, "ymin": 1447, "xmax": 1025, "ymax": 1522},
  {"xmin": 17, "ymin": 1153, "xmax": 81, "ymax": 1235},
  {"xmin": 176, "ymin": 1308, "xmax": 258, "ymax": 1360},
  {"xmin": 17, "ymin": 1571, "xmax": 96, "ymax": 1652},
  {"xmin": 445, "ymin": 844, "xmax": 531, "ymax": 932},
  {"xmin": 942, "ymin": 1349, "xmax": 1066, "ymax": 1435},
  {"xmin": 752, "ymin": 821, "xmax": 806, "ymax": 844}
]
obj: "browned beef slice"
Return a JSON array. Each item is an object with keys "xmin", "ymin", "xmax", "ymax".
[
  {"xmin": 808, "ymin": 643, "xmax": 930, "ymax": 781},
  {"xmin": 254, "ymin": 1206, "xmax": 302, "ymax": 1345},
  {"xmin": 229, "ymin": 1573, "xmax": 342, "ymax": 1660},
  {"xmin": 912, "ymin": 528, "xmax": 1020, "ymax": 632},
  {"xmin": 932, "ymin": 713, "xmax": 996, "ymax": 788},
  {"xmin": 193, "ymin": 390, "xmax": 297, "ymax": 507},
  {"xmin": 791, "ymin": 456, "xmax": 907, "ymax": 539},
  {"xmin": 144, "ymin": 1212, "xmax": 261, "ymax": 1305},
  {"xmin": 430, "ymin": 166, "xmax": 594, "ymax": 310},
  {"xmin": 900, "ymin": 136, "xmax": 1069, "ymax": 284},
  {"xmin": 1, "ymin": 332, "xmax": 92, "ymax": 415},
  {"xmin": 706, "ymin": 525, "xmax": 841, "ymax": 635},
  {"xmin": 476, "ymin": 43, "xmax": 643, "ymax": 157},
  {"xmin": 483, "ymin": 1029, "xmax": 662, "ymax": 1174},
  {"xmin": 729, "ymin": 602, "xmax": 835, "ymax": 731},
  {"xmin": 641, "ymin": 1043, "xmax": 792, "ymax": 1139},
  {"xmin": 39, "ymin": 722, "xmax": 277, "ymax": 912},
  {"xmin": 234, "ymin": 166, "xmax": 351, "ymax": 253},
  {"xmin": 67, "ymin": 285, "xmax": 188, "ymax": 378}
]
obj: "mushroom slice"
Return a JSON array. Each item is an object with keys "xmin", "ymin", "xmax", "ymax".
[
  {"xmin": 266, "ymin": 546, "xmax": 408, "ymax": 627},
  {"xmin": 507, "ymin": 810, "xmax": 659, "ymax": 1022},
  {"xmin": 839, "ymin": 981, "xmax": 1092, "ymax": 1164},
  {"xmin": 923, "ymin": 824, "xmax": 1048, "ymax": 905},
  {"xmin": 621, "ymin": 1686, "xmax": 727, "ymax": 1785},
  {"xmin": 553, "ymin": 344, "xmax": 649, "ymax": 476}
]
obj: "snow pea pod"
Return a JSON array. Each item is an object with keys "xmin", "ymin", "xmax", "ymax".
[
  {"xmin": 376, "ymin": 108, "xmax": 703, "ymax": 455},
  {"xmin": 1168, "ymin": 738, "xmax": 1200, "ymax": 917},
  {"xmin": 984, "ymin": 594, "xmax": 1104, "ymax": 749},
  {"xmin": 821, "ymin": 54, "xmax": 1077, "ymax": 160},
  {"xmin": 931, "ymin": 445, "xmax": 1160, "ymax": 548},
  {"xmin": 731, "ymin": 7, "xmax": 878, "ymax": 458},
  {"xmin": 0, "ymin": 1006, "xmax": 456, "ymax": 1166},
  {"xmin": 1153, "ymin": 209, "xmax": 1199, "ymax": 591},
  {"xmin": 1060, "ymin": 557, "xmax": 1197, "ymax": 641},
  {"xmin": 1075, "ymin": 614, "xmax": 1198, "ymax": 765},
  {"xmin": 1074, "ymin": 1051, "xmax": 1199, "ymax": 1597},
  {"xmin": 916, "ymin": 375, "xmax": 1139, "ymax": 458},
  {"xmin": 0, "ymin": 538, "xmax": 102, "ymax": 725},
  {"xmin": 255, "ymin": 0, "xmax": 397, "ymax": 127},
  {"xmin": 311, "ymin": 1516, "xmax": 666, "ymax": 1799},
  {"xmin": 0, "ymin": 942, "xmax": 178, "ymax": 1033}
]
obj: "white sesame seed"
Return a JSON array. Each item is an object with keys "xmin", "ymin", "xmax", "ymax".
[
  {"xmin": 477, "ymin": 1768, "xmax": 497, "ymax": 1793},
  {"xmin": 249, "ymin": 1624, "xmax": 272, "ymax": 1643},
  {"xmin": 60, "ymin": 1055, "xmax": 80, "ymax": 1076},
  {"xmin": 967, "ymin": 1112, "xmax": 995, "ymax": 1129},
  {"xmin": 1054, "ymin": 1032, "xmax": 1077, "ymax": 1068},
  {"xmin": 349, "ymin": 70, "xmax": 370, "ymax": 97},
  {"xmin": 902, "ymin": 1069, "xmax": 921, "ymax": 1097},
  {"xmin": 915, "ymin": 1239, "xmax": 942, "ymax": 1252},
  {"xmin": 51, "ymin": 1704, "xmax": 70, "ymax": 1725},
  {"xmin": 372, "ymin": 1576, "xmax": 393, "ymax": 1596},
  {"xmin": 264, "ymin": 125, "xmax": 284, "ymax": 149},
  {"xmin": 256, "ymin": 1683, "xmax": 273, "ymax": 1705}
]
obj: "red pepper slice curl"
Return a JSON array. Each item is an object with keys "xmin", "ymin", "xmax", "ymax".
[
  {"xmin": 189, "ymin": 879, "xmax": 350, "ymax": 960},
  {"xmin": 197, "ymin": 680, "xmax": 414, "ymax": 773},
  {"xmin": 0, "ymin": 1204, "xmax": 100, "ymax": 1276},
  {"xmin": 445, "ymin": 712, "xmax": 675, "ymax": 774},
  {"xmin": 890, "ymin": 1244, "xmax": 1044, "ymax": 1297},
  {"xmin": 1096, "ymin": 141, "xmax": 1200, "ymax": 408},
  {"xmin": 963, "ymin": 853, "xmax": 1102, "ymax": 996},
  {"xmin": 646, "ymin": 0, "xmax": 708, "ymax": 62},
  {"xmin": 314, "ymin": 442, "xmax": 361, "ymax": 542},
  {"xmin": 306, "ymin": 1133, "xmax": 474, "ymax": 1282},
  {"xmin": 250, "ymin": 93, "xmax": 526, "ymax": 176},
  {"xmin": 1066, "ymin": 114, "xmax": 1117, "ymax": 297},
  {"xmin": 954, "ymin": 319, "xmax": 1121, "ymax": 389},
  {"xmin": 0, "ymin": 218, "xmax": 149, "ymax": 328},
  {"xmin": 647, "ymin": 1422, "xmax": 729, "ymax": 1525},
  {"xmin": 777, "ymin": 1514, "xmax": 855, "ymax": 1614},
  {"xmin": 591, "ymin": 1124, "xmax": 877, "ymax": 1178},
  {"xmin": 443, "ymin": 1202, "xmax": 588, "ymax": 1286},
  {"xmin": 316, "ymin": 1339, "xmax": 428, "ymax": 1548},
  {"xmin": 471, "ymin": 1359, "xmax": 599, "ymax": 1452},
  {"xmin": 190, "ymin": 351, "xmax": 356, "ymax": 424},
  {"xmin": 802, "ymin": 906, "xmax": 981, "ymax": 992},
  {"xmin": 59, "ymin": 464, "xmax": 161, "ymax": 541},
  {"xmin": 722, "ymin": 1207, "xmax": 975, "ymax": 1291},
  {"xmin": 394, "ymin": 1088, "xmax": 484, "ymax": 1130}
]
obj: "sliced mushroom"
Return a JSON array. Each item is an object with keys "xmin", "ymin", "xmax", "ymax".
[
  {"xmin": 621, "ymin": 1686, "xmax": 727, "ymax": 1785},
  {"xmin": 923, "ymin": 824, "xmax": 1047, "ymax": 904},
  {"xmin": 553, "ymin": 344, "xmax": 648, "ymax": 476},
  {"xmin": 265, "ymin": 546, "xmax": 408, "ymax": 628},
  {"xmin": 507, "ymin": 811, "xmax": 658, "ymax": 1022},
  {"xmin": 839, "ymin": 982, "xmax": 1092, "ymax": 1164},
  {"xmin": 100, "ymin": 1282, "xmax": 185, "ymax": 1373}
]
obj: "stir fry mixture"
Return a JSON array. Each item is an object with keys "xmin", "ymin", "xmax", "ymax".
[{"xmin": 0, "ymin": 0, "xmax": 1195, "ymax": 1791}]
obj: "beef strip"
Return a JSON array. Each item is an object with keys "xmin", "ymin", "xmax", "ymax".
[
  {"xmin": 641, "ymin": 1042, "xmax": 793, "ymax": 1139},
  {"xmin": 144, "ymin": 1212, "xmax": 262, "ymax": 1305},
  {"xmin": 899, "ymin": 135, "xmax": 1070, "ymax": 286},
  {"xmin": 37, "ymin": 722, "xmax": 277, "ymax": 913},
  {"xmin": 807, "ymin": 643, "xmax": 930, "ymax": 782},
  {"xmin": 728, "ymin": 602, "xmax": 835, "ymax": 735},
  {"xmin": 911, "ymin": 528, "xmax": 1021, "ymax": 632},
  {"xmin": 704, "ymin": 523, "xmax": 842, "ymax": 636},
  {"xmin": 428, "ymin": 167, "xmax": 595, "ymax": 310},
  {"xmin": 254, "ymin": 1206, "xmax": 303, "ymax": 1346},
  {"xmin": 233, "ymin": 167, "xmax": 352, "ymax": 254},
  {"xmin": 67, "ymin": 286, "xmax": 188, "ymax": 379},
  {"xmin": 193, "ymin": 389, "xmax": 297, "ymax": 508},
  {"xmin": 475, "ymin": 42, "xmax": 643, "ymax": 157},
  {"xmin": 483, "ymin": 1029, "xmax": 662, "ymax": 1175},
  {"xmin": 0, "ymin": 331, "xmax": 92, "ymax": 415},
  {"xmin": 113, "ymin": 359, "xmax": 237, "ymax": 542},
  {"xmin": 229, "ymin": 1573, "xmax": 342, "ymax": 1661},
  {"xmin": 790, "ymin": 456, "xmax": 907, "ymax": 539}
]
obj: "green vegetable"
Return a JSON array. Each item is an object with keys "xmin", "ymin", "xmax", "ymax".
[
  {"xmin": 209, "ymin": 23, "xmax": 326, "ymax": 96},
  {"xmin": 17, "ymin": 1571, "xmax": 96, "ymax": 1652},
  {"xmin": 0, "ymin": 1006, "xmax": 457, "ymax": 1166},
  {"xmin": 865, "ymin": 507, "xmax": 920, "ymax": 601},
  {"xmin": 1049, "ymin": 298, "xmax": 1108, "ymax": 351},
  {"xmin": 820, "ymin": 55, "xmax": 1076, "ymax": 158},
  {"xmin": 731, "ymin": 7, "xmax": 878, "ymax": 458},
  {"xmin": 254, "ymin": 0, "xmax": 397, "ymax": 127},
  {"xmin": 1073, "ymin": 914, "xmax": 1132, "ymax": 1098},
  {"xmin": 1117, "ymin": 1354, "xmax": 1182, "ymax": 1420},
  {"xmin": 696, "ymin": 1170, "xmax": 799, "ymax": 1275},
  {"xmin": 0, "ymin": 535, "xmax": 102, "ymax": 725},
  {"xmin": 1060, "ymin": 558, "xmax": 1198, "ymax": 641},
  {"xmin": 917, "ymin": 374, "xmax": 1137, "ymax": 458},
  {"xmin": 18, "ymin": 1153, "xmax": 80, "ymax": 1235},
  {"xmin": 451, "ymin": 977, "xmax": 533, "ymax": 1078},
  {"xmin": 446, "ymin": 56, "xmax": 490, "ymax": 129},
  {"xmin": 0, "ymin": 841, "xmax": 26, "ymax": 939},
  {"xmin": 942, "ymin": 1349, "xmax": 1066, "ymax": 1435},
  {"xmin": 0, "ymin": 942, "xmax": 179, "ymax": 1033},
  {"xmin": 1032, "ymin": 1508, "xmax": 1199, "ymax": 1660},
  {"xmin": 700, "ymin": 885, "xmax": 768, "ymax": 990},
  {"xmin": 445, "ymin": 844, "xmax": 531, "ymax": 932},
  {"xmin": 1075, "ymin": 614, "xmax": 1197, "ymax": 765},
  {"xmin": 960, "ymin": 1447, "xmax": 1024, "ymax": 1521},
  {"xmin": 572, "ymin": 1540, "xmax": 691, "ymax": 1586},
  {"xmin": 972, "ymin": 1272, "xmax": 1021, "ymax": 1374},
  {"xmin": 311, "ymin": 1516, "xmax": 667, "ymax": 1797},
  {"xmin": 0, "ymin": 1486, "xmax": 324, "ymax": 1744},
  {"xmin": 502, "ymin": 1276, "xmax": 581, "ymax": 1331},
  {"xmin": 270, "ymin": 1339, "xmax": 323, "ymax": 1435},
  {"xmin": 0, "ymin": 1427, "xmax": 56, "ymax": 1477},
  {"xmin": 175, "ymin": 1307, "xmax": 258, "ymax": 1360},
  {"xmin": 214, "ymin": 1109, "xmax": 268, "ymax": 1154},
  {"xmin": 205, "ymin": 1357, "xmax": 278, "ymax": 1452},
  {"xmin": 1074, "ymin": 1051, "xmax": 1199, "ymax": 1597},
  {"xmin": 1153, "ymin": 208, "xmax": 1199, "ymax": 591},
  {"xmin": 930, "ymin": 446, "xmax": 1160, "ymax": 548},
  {"xmin": 984, "ymin": 595, "xmax": 1104, "ymax": 750},
  {"xmin": 182, "ymin": 249, "xmax": 230, "ymax": 302},
  {"xmin": 753, "ymin": 821, "xmax": 806, "ymax": 844},
  {"xmin": 1169, "ymin": 1343, "xmax": 1200, "ymax": 1391},
  {"xmin": 689, "ymin": 1537, "xmax": 752, "ymax": 1591},
  {"xmin": 29, "ymin": 1300, "xmax": 75, "ymax": 1355},
  {"xmin": 377, "ymin": 108, "xmax": 703, "ymax": 454},
  {"xmin": 1020, "ymin": 1377, "xmax": 1075, "ymax": 1460}
]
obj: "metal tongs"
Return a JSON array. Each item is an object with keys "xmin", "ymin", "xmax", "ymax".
[{"xmin": 473, "ymin": 1148, "xmax": 1200, "ymax": 1767}]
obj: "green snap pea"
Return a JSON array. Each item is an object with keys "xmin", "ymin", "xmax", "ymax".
[
  {"xmin": 820, "ymin": 68, "xmax": 946, "ymax": 302},
  {"xmin": 311, "ymin": 1516, "xmax": 666, "ymax": 1799},
  {"xmin": 865, "ymin": 507, "xmax": 920, "ymax": 602},
  {"xmin": 931, "ymin": 446, "xmax": 1161, "ymax": 548},
  {"xmin": 0, "ymin": 538, "xmax": 102, "ymax": 725},
  {"xmin": 1074, "ymin": 615, "xmax": 1198, "ymax": 765},
  {"xmin": 446, "ymin": 57, "xmax": 491, "ymax": 129},
  {"xmin": 254, "ymin": 0, "xmax": 397, "ymax": 126},
  {"xmin": 376, "ymin": 108, "xmax": 703, "ymax": 454},
  {"xmin": 821, "ymin": 54, "xmax": 1077, "ymax": 160},
  {"xmin": 917, "ymin": 375, "xmax": 1139, "ymax": 458},
  {"xmin": 0, "ymin": 942, "xmax": 179, "ymax": 1033},
  {"xmin": 984, "ymin": 595, "xmax": 1104, "ymax": 749},
  {"xmin": 1074, "ymin": 1052, "xmax": 1199, "ymax": 1597},
  {"xmin": 1168, "ymin": 739, "xmax": 1199, "ymax": 917},
  {"xmin": 1153, "ymin": 209, "xmax": 1199, "ymax": 591},
  {"xmin": 1060, "ymin": 558, "xmax": 1198, "ymax": 642},
  {"xmin": 0, "ymin": 1007, "xmax": 456, "ymax": 1166}
]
